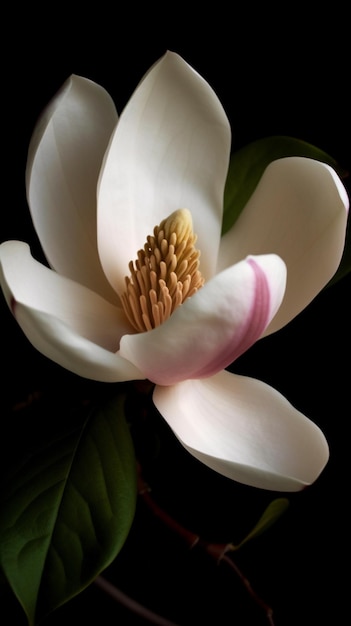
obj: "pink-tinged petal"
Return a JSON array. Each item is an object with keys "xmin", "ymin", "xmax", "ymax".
[
  {"xmin": 218, "ymin": 157, "xmax": 349, "ymax": 334},
  {"xmin": 0, "ymin": 241, "xmax": 143, "ymax": 381},
  {"xmin": 98, "ymin": 51, "xmax": 231, "ymax": 296},
  {"xmin": 26, "ymin": 74, "xmax": 119, "ymax": 303},
  {"xmin": 153, "ymin": 370, "xmax": 329, "ymax": 491},
  {"xmin": 119, "ymin": 254, "xmax": 286, "ymax": 385}
]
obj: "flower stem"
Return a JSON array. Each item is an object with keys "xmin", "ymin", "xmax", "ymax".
[
  {"xmin": 220, "ymin": 554, "xmax": 275, "ymax": 626},
  {"xmin": 94, "ymin": 575, "xmax": 181, "ymax": 626},
  {"xmin": 137, "ymin": 464, "xmax": 275, "ymax": 625}
]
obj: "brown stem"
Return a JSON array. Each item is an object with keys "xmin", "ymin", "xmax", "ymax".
[
  {"xmin": 221, "ymin": 554, "xmax": 275, "ymax": 626},
  {"xmin": 94, "ymin": 575, "xmax": 181, "ymax": 626},
  {"xmin": 138, "ymin": 468, "xmax": 202, "ymax": 550},
  {"xmin": 137, "ymin": 464, "xmax": 275, "ymax": 625}
]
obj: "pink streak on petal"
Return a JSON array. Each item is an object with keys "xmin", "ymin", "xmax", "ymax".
[{"xmin": 194, "ymin": 257, "xmax": 270, "ymax": 378}]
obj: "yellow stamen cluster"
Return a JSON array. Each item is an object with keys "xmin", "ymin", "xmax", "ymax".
[{"xmin": 121, "ymin": 209, "xmax": 204, "ymax": 332}]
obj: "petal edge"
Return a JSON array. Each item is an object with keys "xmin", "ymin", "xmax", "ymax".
[{"xmin": 153, "ymin": 370, "xmax": 329, "ymax": 491}]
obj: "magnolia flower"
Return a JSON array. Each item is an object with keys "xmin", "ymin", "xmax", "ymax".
[{"xmin": 0, "ymin": 52, "xmax": 348, "ymax": 492}]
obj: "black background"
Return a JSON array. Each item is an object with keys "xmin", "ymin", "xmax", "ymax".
[{"xmin": 1, "ymin": 6, "xmax": 350, "ymax": 626}]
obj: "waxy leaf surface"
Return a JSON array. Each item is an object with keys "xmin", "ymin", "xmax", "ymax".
[{"xmin": 0, "ymin": 394, "xmax": 137, "ymax": 625}]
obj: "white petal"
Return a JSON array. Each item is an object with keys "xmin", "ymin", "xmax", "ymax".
[
  {"xmin": 15, "ymin": 305, "xmax": 144, "ymax": 382},
  {"xmin": 153, "ymin": 370, "xmax": 329, "ymax": 491},
  {"xmin": 119, "ymin": 254, "xmax": 286, "ymax": 385},
  {"xmin": 0, "ymin": 241, "xmax": 143, "ymax": 381},
  {"xmin": 26, "ymin": 74, "xmax": 119, "ymax": 302},
  {"xmin": 218, "ymin": 157, "xmax": 349, "ymax": 334},
  {"xmin": 98, "ymin": 51, "xmax": 231, "ymax": 296}
]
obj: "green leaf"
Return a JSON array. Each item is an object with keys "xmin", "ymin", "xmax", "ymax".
[
  {"xmin": 222, "ymin": 135, "xmax": 342, "ymax": 236},
  {"xmin": 0, "ymin": 393, "xmax": 137, "ymax": 625},
  {"xmin": 231, "ymin": 498, "xmax": 290, "ymax": 551}
]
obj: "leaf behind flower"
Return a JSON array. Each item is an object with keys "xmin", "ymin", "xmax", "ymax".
[
  {"xmin": 223, "ymin": 135, "xmax": 350, "ymax": 283},
  {"xmin": 0, "ymin": 392, "xmax": 137, "ymax": 625}
]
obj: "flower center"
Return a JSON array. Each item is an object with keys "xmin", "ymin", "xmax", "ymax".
[{"xmin": 121, "ymin": 208, "xmax": 204, "ymax": 332}]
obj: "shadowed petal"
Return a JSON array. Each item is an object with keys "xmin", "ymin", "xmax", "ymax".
[
  {"xmin": 218, "ymin": 157, "xmax": 349, "ymax": 334},
  {"xmin": 98, "ymin": 51, "xmax": 231, "ymax": 296},
  {"xmin": 14, "ymin": 305, "xmax": 144, "ymax": 382},
  {"xmin": 0, "ymin": 241, "xmax": 143, "ymax": 381},
  {"xmin": 26, "ymin": 75, "xmax": 119, "ymax": 302},
  {"xmin": 119, "ymin": 254, "xmax": 286, "ymax": 385},
  {"xmin": 153, "ymin": 370, "xmax": 329, "ymax": 491}
]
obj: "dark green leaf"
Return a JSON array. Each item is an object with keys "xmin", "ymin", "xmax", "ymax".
[
  {"xmin": 222, "ymin": 135, "xmax": 342, "ymax": 235},
  {"xmin": 0, "ymin": 393, "xmax": 137, "ymax": 625}
]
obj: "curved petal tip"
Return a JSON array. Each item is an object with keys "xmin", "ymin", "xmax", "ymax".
[{"xmin": 153, "ymin": 371, "xmax": 329, "ymax": 492}]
